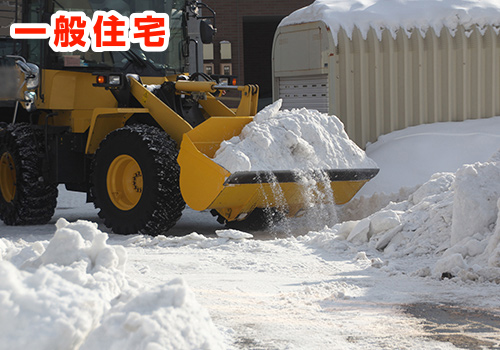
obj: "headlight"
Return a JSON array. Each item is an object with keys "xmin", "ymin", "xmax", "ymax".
[{"xmin": 109, "ymin": 75, "xmax": 121, "ymax": 85}]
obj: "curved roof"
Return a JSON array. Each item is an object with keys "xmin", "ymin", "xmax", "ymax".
[{"xmin": 279, "ymin": 0, "xmax": 500, "ymax": 44}]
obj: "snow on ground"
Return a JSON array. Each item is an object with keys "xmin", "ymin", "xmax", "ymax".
[
  {"xmin": 281, "ymin": 0, "xmax": 500, "ymax": 44},
  {"xmin": 358, "ymin": 116, "xmax": 500, "ymax": 197},
  {"xmin": 1, "ymin": 115, "xmax": 500, "ymax": 349},
  {"xmin": 342, "ymin": 116, "xmax": 500, "ymax": 220},
  {"xmin": 329, "ymin": 160, "xmax": 500, "ymax": 283},
  {"xmin": 0, "ymin": 219, "xmax": 223, "ymax": 350}
]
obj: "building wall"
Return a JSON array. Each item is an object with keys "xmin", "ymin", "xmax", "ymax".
[
  {"xmin": 273, "ymin": 21, "xmax": 500, "ymax": 147},
  {"xmin": 203, "ymin": 0, "xmax": 312, "ymax": 96}
]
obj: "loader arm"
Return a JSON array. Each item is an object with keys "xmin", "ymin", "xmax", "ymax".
[
  {"xmin": 129, "ymin": 77, "xmax": 193, "ymax": 145},
  {"xmin": 128, "ymin": 77, "xmax": 259, "ymax": 143}
]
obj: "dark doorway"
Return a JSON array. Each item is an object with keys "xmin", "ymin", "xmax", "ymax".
[{"xmin": 243, "ymin": 16, "xmax": 283, "ymax": 109}]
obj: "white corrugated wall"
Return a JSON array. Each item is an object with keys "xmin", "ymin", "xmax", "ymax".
[{"xmin": 273, "ymin": 22, "xmax": 500, "ymax": 147}]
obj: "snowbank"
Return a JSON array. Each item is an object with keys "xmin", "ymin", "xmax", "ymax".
[
  {"xmin": 0, "ymin": 219, "xmax": 224, "ymax": 350},
  {"xmin": 281, "ymin": 0, "xmax": 500, "ymax": 44},
  {"xmin": 81, "ymin": 278, "xmax": 223, "ymax": 350},
  {"xmin": 357, "ymin": 116, "xmax": 500, "ymax": 197},
  {"xmin": 213, "ymin": 99, "xmax": 376, "ymax": 172},
  {"xmin": 302, "ymin": 154, "xmax": 500, "ymax": 283}
]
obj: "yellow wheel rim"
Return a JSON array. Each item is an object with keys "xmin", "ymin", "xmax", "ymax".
[
  {"xmin": 107, "ymin": 155, "xmax": 143, "ymax": 211},
  {"xmin": 0, "ymin": 152, "xmax": 16, "ymax": 203}
]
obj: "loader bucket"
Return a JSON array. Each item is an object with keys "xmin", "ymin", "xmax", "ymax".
[{"xmin": 177, "ymin": 117, "xmax": 379, "ymax": 222}]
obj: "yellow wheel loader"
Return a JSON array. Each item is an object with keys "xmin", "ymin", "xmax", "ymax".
[{"xmin": 0, "ymin": 0, "xmax": 378, "ymax": 235}]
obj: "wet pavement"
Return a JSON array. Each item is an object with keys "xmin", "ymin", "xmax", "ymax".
[{"xmin": 404, "ymin": 303, "xmax": 500, "ymax": 349}]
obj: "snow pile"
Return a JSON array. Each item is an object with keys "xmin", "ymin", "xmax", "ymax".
[
  {"xmin": 81, "ymin": 278, "xmax": 223, "ymax": 350},
  {"xmin": 281, "ymin": 0, "xmax": 500, "ymax": 44},
  {"xmin": 213, "ymin": 99, "xmax": 376, "ymax": 172},
  {"xmin": 451, "ymin": 162, "xmax": 500, "ymax": 245},
  {"xmin": 303, "ymin": 155, "xmax": 500, "ymax": 282},
  {"xmin": 216, "ymin": 229, "xmax": 254, "ymax": 240},
  {"xmin": 344, "ymin": 116, "xmax": 500, "ymax": 221},
  {"xmin": 357, "ymin": 116, "xmax": 500, "ymax": 197},
  {"xmin": 0, "ymin": 219, "xmax": 127, "ymax": 349},
  {"xmin": 124, "ymin": 229, "xmax": 255, "ymax": 250},
  {"xmin": 0, "ymin": 219, "xmax": 224, "ymax": 350}
]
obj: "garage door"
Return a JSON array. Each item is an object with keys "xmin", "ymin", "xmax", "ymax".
[{"xmin": 278, "ymin": 74, "xmax": 329, "ymax": 113}]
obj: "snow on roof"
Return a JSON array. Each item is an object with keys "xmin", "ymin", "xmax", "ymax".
[{"xmin": 279, "ymin": 0, "xmax": 500, "ymax": 43}]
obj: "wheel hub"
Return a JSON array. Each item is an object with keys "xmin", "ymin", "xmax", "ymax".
[
  {"xmin": 0, "ymin": 152, "xmax": 16, "ymax": 203},
  {"xmin": 107, "ymin": 154, "xmax": 143, "ymax": 211}
]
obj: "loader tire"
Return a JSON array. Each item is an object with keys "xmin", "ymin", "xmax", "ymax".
[
  {"xmin": 0, "ymin": 124, "xmax": 58, "ymax": 225},
  {"xmin": 91, "ymin": 125, "xmax": 185, "ymax": 235}
]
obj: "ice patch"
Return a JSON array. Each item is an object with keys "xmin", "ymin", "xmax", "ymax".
[{"xmin": 347, "ymin": 217, "xmax": 371, "ymax": 244}]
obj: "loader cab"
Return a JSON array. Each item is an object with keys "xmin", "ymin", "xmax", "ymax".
[
  {"xmin": 21, "ymin": 0, "xmax": 191, "ymax": 76},
  {"xmin": 0, "ymin": 0, "xmax": 214, "ymax": 123}
]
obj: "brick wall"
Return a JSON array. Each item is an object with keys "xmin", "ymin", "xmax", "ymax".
[{"xmin": 203, "ymin": 0, "xmax": 313, "ymax": 89}]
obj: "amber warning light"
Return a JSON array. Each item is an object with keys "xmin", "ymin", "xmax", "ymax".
[{"xmin": 96, "ymin": 75, "xmax": 106, "ymax": 84}]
